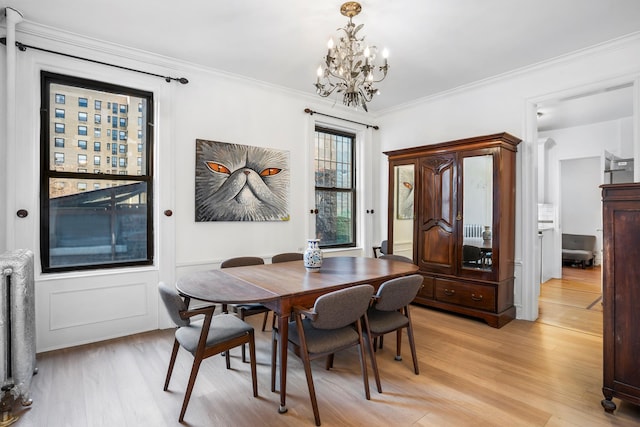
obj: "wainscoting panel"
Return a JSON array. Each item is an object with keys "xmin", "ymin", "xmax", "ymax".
[{"xmin": 35, "ymin": 269, "xmax": 159, "ymax": 352}]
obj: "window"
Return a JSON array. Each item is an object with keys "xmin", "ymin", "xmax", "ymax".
[
  {"xmin": 41, "ymin": 71, "xmax": 154, "ymax": 272},
  {"xmin": 119, "ymin": 117, "xmax": 127, "ymax": 128},
  {"xmin": 119, "ymin": 131, "xmax": 127, "ymax": 140},
  {"xmin": 120, "ymin": 104, "xmax": 127, "ymax": 114},
  {"xmin": 112, "ymin": 116, "xmax": 118, "ymax": 128},
  {"xmin": 55, "ymin": 108, "xmax": 65, "ymax": 118},
  {"xmin": 94, "ymin": 128, "xmax": 101, "ymax": 138},
  {"xmin": 94, "ymin": 114, "xmax": 101, "ymax": 124},
  {"xmin": 78, "ymin": 112, "xmax": 88, "ymax": 122},
  {"xmin": 137, "ymin": 130, "xmax": 142, "ymax": 139},
  {"xmin": 313, "ymin": 127, "xmax": 356, "ymax": 248},
  {"xmin": 94, "ymin": 100, "xmax": 101, "ymax": 110},
  {"xmin": 119, "ymin": 144, "xmax": 126, "ymax": 154}
]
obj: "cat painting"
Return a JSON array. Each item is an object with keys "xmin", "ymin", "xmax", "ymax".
[{"xmin": 195, "ymin": 139, "xmax": 290, "ymax": 221}]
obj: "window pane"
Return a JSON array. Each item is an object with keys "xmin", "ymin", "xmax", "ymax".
[
  {"xmin": 315, "ymin": 190, "xmax": 353, "ymax": 246},
  {"xmin": 47, "ymin": 180, "xmax": 149, "ymax": 269},
  {"xmin": 314, "ymin": 128, "xmax": 355, "ymax": 248},
  {"xmin": 47, "ymin": 82, "xmax": 149, "ymax": 175}
]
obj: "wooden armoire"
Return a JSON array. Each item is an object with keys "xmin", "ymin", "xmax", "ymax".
[
  {"xmin": 601, "ymin": 183, "xmax": 640, "ymax": 412},
  {"xmin": 384, "ymin": 133, "xmax": 520, "ymax": 328}
]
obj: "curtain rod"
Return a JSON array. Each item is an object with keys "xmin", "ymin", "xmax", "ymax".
[
  {"xmin": 304, "ymin": 108, "xmax": 379, "ymax": 130},
  {"xmin": 0, "ymin": 37, "xmax": 189, "ymax": 84}
]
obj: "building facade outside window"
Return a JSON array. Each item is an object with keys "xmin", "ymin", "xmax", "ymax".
[
  {"xmin": 40, "ymin": 71, "xmax": 153, "ymax": 272},
  {"xmin": 313, "ymin": 127, "xmax": 356, "ymax": 248}
]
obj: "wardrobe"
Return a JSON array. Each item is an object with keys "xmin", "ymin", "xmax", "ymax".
[
  {"xmin": 384, "ymin": 133, "xmax": 520, "ymax": 327},
  {"xmin": 601, "ymin": 183, "xmax": 640, "ymax": 412}
]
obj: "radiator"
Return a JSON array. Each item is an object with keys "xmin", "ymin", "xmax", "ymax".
[
  {"xmin": 463, "ymin": 224, "xmax": 483, "ymax": 238},
  {"xmin": 0, "ymin": 249, "xmax": 36, "ymax": 420}
]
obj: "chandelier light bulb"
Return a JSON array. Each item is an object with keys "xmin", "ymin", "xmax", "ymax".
[
  {"xmin": 317, "ymin": 66, "xmax": 323, "ymax": 77},
  {"xmin": 364, "ymin": 46, "xmax": 370, "ymax": 58},
  {"xmin": 382, "ymin": 49, "xmax": 389, "ymax": 59},
  {"xmin": 327, "ymin": 38, "xmax": 334, "ymax": 50}
]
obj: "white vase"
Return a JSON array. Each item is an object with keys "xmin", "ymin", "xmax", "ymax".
[
  {"xmin": 482, "ymin": 226, "xmax": 492, "ymax": 241},
  {"xmin": 303, "ymin": 239, "xmax": 323, "ymax": 272}
]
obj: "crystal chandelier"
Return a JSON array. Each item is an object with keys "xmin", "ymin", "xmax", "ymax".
[{"xmin": 314, "ymin": 2, "xmax": 389, "ymax": 112}]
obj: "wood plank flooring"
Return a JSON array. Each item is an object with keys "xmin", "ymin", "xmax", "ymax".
[
  {"xmin": 538, "ymin": 266, "xmax": 603, "ymax": 336},
  {"xmin": 10, "ymin": 272, "xmax": 640, "ymax": 426}
]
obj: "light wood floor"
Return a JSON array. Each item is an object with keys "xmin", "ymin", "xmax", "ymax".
[
  {"xmin": 538, "ymin": 266, "xmax": 603, "ymax": 336},
  {"xmin": 11, "ymin": 273, "xmax": 640, "ymax": 426}
]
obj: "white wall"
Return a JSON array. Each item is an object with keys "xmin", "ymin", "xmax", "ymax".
[{"xmin": 376, "ymin": 34, "xmax": 640, "ymax": 321}]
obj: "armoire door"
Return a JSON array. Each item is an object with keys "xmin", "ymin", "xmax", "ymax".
[{"xmin": 417, "ymin": 154, "xmax": 457, "ymax": 275}]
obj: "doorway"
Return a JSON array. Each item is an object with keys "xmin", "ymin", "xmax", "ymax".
[{"xmin": 531, "ymin": 80, "xmax": 635, "ymax": 324}]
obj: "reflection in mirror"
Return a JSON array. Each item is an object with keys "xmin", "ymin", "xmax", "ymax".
[
  {"xmin": 393, "ymin": 164, "xmax": 414, "ymax": 261},
  {"xmin": 462, "ymin": 155, "xmax": 493, "ymax": 271}
]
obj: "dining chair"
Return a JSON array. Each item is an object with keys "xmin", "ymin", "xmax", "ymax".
[
  {"xmin": 272, "ymin": 284, "xmax": 375, "ymax": 426},
  {"xmin": 271, "ymin": 252, "xmax": 304, "ymax": 263},
  {"xmin": 379, "ymin": 253, "xmax": 414, "ymax": 263},
  {"xmin": 158, "ymin": 282, "xmax": 258, "ymax": 422},
  {"xmin": 365, "ymin": 274, "xmax": 423, "ymax": 393},
  {"xmin": 221, "ymin": 256, "xmax": 270, "ymax": 362},
  {"xmin": 372, "ymin": 239, "xmax": 388, "ymax": 258}
]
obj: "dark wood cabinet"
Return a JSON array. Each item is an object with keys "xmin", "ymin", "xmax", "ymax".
[
  {"xmin": 601, "ymin": 183, "xmax": 640, "ymax": 412},
  {"xmin": 385, "ymin": 133, "xmax": 520, "ymax": 328}
]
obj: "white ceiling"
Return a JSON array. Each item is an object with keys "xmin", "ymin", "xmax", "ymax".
[{"xmin": 3, "ymin": 0, "xmax": 640, "ymax": 119}]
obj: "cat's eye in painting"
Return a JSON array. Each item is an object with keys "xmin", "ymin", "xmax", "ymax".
[
  {"xmin": 205, "ymin": 161, "xmax": 231, "ymax": 174},
  {"xmin": 260, "ymin": 168, "xmax": 282, "ymax": 177}
]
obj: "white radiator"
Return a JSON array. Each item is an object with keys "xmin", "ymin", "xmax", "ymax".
[
  {"xmin": 463, "ymin": 224, "xmax": 483, "ymax": 238},
  {"xmin": 0, "ymin": 249, "xmax": 36, "ymax": 419}
]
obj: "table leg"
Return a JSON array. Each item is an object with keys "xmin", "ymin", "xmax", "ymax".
[{"xmin": 278, "ymin": 313, "xmax": 288, "ymax": 413}]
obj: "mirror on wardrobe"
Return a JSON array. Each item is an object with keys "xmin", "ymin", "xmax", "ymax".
[
  {"xmin": 392, "ymin": 164, "xmax": 415, "ymax": 260},
  {"xmin": 462, "ymin": 155, "xmax": 493, "ymax": 271}
]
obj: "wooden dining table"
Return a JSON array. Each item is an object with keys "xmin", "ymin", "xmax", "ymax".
[{"xmin": 175, "ymin": 256, "xmax": 419, "ymax": 414}]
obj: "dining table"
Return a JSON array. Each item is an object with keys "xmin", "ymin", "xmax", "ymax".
[{"xmin": 175, "ymin": 255, "xmax": 419, "ymax": 414}]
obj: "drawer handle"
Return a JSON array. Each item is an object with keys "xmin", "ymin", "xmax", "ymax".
[
  {"xmin": 471, "ymin": 293, "xmax": 483, "ymax": 301},
  {"xmin": 443, "ymin": 289, "xmax": 456, "ymax": 296}
]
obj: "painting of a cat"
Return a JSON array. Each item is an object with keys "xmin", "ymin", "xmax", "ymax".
[{"xmin": 195, "ymin": 139, "xmax": 290, "ymax": 221}]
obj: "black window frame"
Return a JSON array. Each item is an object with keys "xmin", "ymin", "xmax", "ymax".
[
  {"xmin": 40, "ymin": 71, "xmax": 154, "ymax": 273},
  {"xmin": 313, "ymin": 126, "xmax": 357, "ymax": 249}
]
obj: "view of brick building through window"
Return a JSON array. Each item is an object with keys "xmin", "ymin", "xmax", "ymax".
[{"xmin": 48, "ymin": 83, "xmax": 146, "ymax": 198}]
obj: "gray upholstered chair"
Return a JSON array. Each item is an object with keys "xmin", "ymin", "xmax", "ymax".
[
  {"xmin": 272, "ymin": 284, "xmax": 376, "ymax": 426},
  {"xmin": 221, "ymin": 256, "xmax": 270, "ymax": 362},
  {"xmin": 365, "ymin": 274, "xmax": 423, "ymax": 392},
  {"xmin": 158, "ymin": 282, "xmax": 258, "ymax": 422},
  {"xmin": 379, "ymin": 254, "xmax": 414, "ymax": 263},
  {"xmin": 372, "ymin": 240, "xmax": 388, "ymax": 258},
  {"xmin": 271, "ymin": 252, "xmax": 304, "ymax": 263}
]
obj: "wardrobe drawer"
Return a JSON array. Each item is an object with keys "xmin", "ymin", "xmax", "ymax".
[
  {"xmin": 435, "ymin": 278, "xmax": 495, "ymax": 311},
  {"xmin": 416, "ymin": 275, "xmax": 434, "ymax": 299}
]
